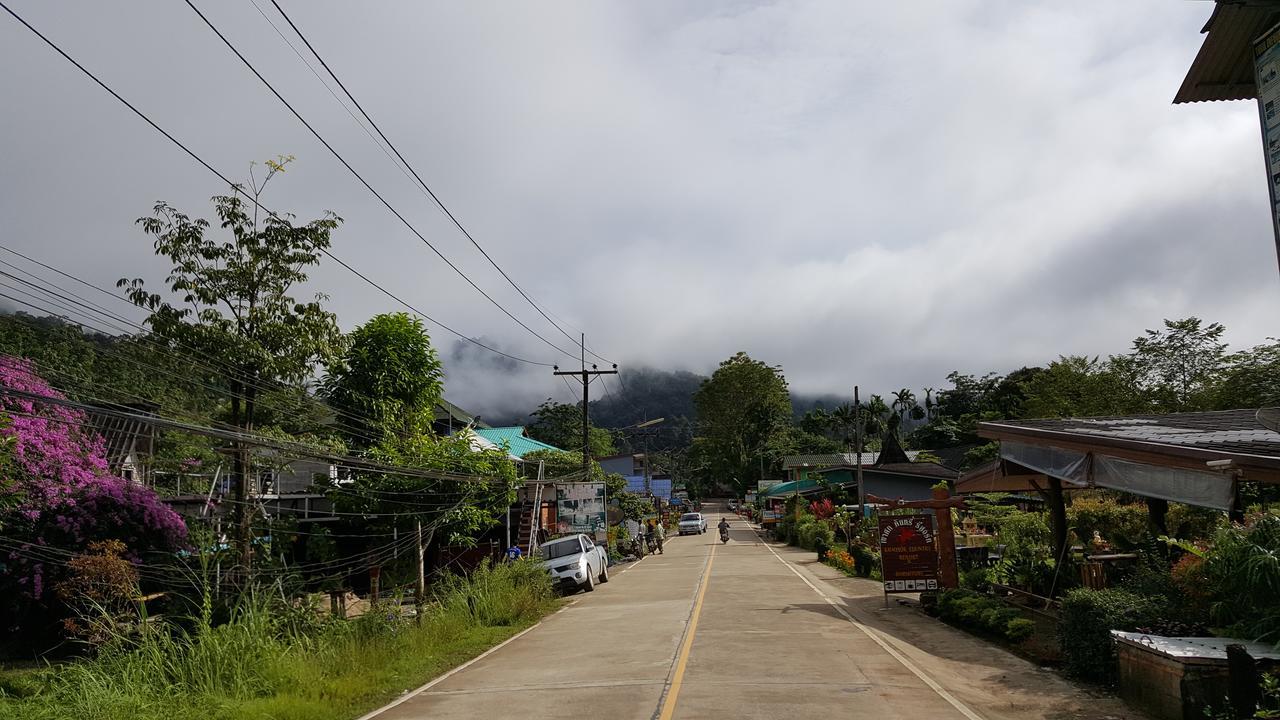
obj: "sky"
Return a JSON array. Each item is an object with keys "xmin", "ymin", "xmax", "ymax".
[{"xmin": 1, "ymin": 1, "xmax": 1276, "ymax": 418}]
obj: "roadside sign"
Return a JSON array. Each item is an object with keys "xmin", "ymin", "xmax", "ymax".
[
  {"xmin": 1255, "ymin": 21, "xmax": 1280, "ymax": 272},
  {"xmin": 745, "ymin": 491, "xmax": 757, "ymax": 504},
  {"xmin": 877, "ymin": 514, "xmax": 939, "ymax": 593}
]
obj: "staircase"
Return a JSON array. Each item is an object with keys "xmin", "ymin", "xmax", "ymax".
[{"xmin": 516, "ymin": 483, "xmax": 544, "ymax": 556}]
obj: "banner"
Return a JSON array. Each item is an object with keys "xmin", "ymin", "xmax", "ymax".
[
  {"xmin": 556, "ymin": 483, "xmax": 606, "ymax": 537},
  {"xmin": 878, "ymin": 514, "xmax": 939, "ymax": 593}
]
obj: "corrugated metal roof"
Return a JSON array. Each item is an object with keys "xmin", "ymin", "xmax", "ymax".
[
  {"xmin": 471, "ymin": 426, "xmax": 563, "ymax": 459},
  {"xmin": 780, "ymin": 451, "xmax": 920, "ymax": 469},
  {"xmin": 1175, "ymin": 1, "xmax": 1280, "ymax": 104}
]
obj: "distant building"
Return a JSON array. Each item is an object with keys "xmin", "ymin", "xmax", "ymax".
[
  {"xmin": 469, "ymin": 426, "xmax": 563, "ymax": 460},
  {"xmin": 780, "ymin": 451, "xmax": 920, "ymax": 483}
]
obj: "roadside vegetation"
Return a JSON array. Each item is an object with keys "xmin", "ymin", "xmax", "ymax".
[{"xmin": 0, "ymin": 560, "xmax": 556, "ymax": 720}]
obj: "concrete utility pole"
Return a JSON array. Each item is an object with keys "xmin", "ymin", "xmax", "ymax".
[
  {"xmin": 552, "ymin": 335, "xmax": 618, "ymax": 475},
  {"xmin": 553, "ymin": 335, "xmax": 617, "ymax": 539},
  {"xmin": 855, "ymin": 385, "xmax": 865, "ymax": 518}
]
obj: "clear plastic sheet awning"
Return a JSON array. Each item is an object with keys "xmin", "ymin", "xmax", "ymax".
[
  {"xmin": 999, "ymin": 440, "xmax": 1236, "ymax": 510},
  {"xmin": 999, "ymin": 441, "xmax": 1089, "ymax": 486}
]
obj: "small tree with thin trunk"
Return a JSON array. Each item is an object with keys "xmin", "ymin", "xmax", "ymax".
[{"xmin": 120, "ymin": 157, "xmax": 344, "ymax": 573}]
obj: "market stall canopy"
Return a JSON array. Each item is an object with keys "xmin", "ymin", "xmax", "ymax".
[
  {"xmin": 979, "ymin": 410, "xmax": 1280, "ymax": 511},
  {"xmin": 1175, "ymin": 0, "xmax": 1280, "ymax": 104}
]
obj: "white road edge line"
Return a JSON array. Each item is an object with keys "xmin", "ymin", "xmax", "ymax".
[
  {"xmin": 355, "ymin": 597, "xmax": 580, "ymax": 720},
  {"xmin": 751, "ymin": 526, "xmax": 985, "ymax": 720}
]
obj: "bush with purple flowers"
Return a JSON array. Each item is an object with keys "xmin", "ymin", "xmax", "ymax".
[{"xmin": 0, "ymin": 358, "xmax": 186, "ymax": 641}]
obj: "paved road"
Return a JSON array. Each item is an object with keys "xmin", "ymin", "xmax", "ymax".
[{"xmin": 366, "ymin": 505, "xmax": 1139, "ymax": 720}]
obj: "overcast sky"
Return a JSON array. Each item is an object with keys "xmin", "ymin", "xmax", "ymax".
[{"xmin": 1, "ymin": 1, "xmax": 1276, "ymax": 416}]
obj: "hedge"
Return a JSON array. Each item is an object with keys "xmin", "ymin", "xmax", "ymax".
[
  {"xmin": 936, "ymin": 589, "xmax": 1035, "ymax": 643},
  {"xmin": 1058, "ymin": 588, "xmax": 1167, "ymax": 683}
]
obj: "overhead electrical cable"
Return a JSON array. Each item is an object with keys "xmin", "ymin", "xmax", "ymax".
[
  {"xmin": 180, "ymin": 0, "xmax": 580, "ymax": 361},
  {"xmin": 0, "ymin": 3, "xmax": 553, "ymax": 369},
  {"xmin": 264, "ymin": 0, "xmax": 614, "ymax": 366}
]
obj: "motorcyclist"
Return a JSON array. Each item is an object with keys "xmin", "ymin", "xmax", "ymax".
[{"xmin": 717, "ymin": 517, "xmax": 730, "ymax": 539}]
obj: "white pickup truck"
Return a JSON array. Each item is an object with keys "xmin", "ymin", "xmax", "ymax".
[{"xmin": 539, "ymin": 533, "xmax": 610, "ymax": 592}]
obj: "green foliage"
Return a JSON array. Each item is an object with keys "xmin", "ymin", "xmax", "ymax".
[
  {"xmin": 1166, "ymin": 503, "xmax": 1225, "ymax": 541},
  {"xmin": 521, "ymin": 448, "xmax": 610, "ymax": 483},
  {"xmin": 0, "ymin": 562, "xmax": 555, "ymax": 720},
  {"xmin": 526, "ymin": 400, "xmax": 614, "ymax": 457},
  {"xmin": 1059, "ymin": 588, "xmax": 1168, "ymax": 682},
  {"xmin": 935, "ymin": 589, "xmax": 1035, "ymax": 643},
  {"xmin": 991, "ymin": 511, "xmax": 1055, "ymax": 593},
  {"xmin": 692, "ymin": 352, "xmax": 792, "ymax": 495},
  {"xmin": 321, "ymin": 313, "xmax": 443, "ymax": 450},
  {"xmin": 1128, "ymin": 317, "xmax": 1226, "ymax": 412},
  {"xmin": 960, "ymin": 442, "xmax": 999, "ymax": 470},
  {"xmin": 1019, "ymin": 355, "xmax": 1145, "ymax": 419},
  {"xmin": 337, "ymin": 433, "xmax": 519, "ymax": 546},
  {"xmin": 1202, "ymin": 514, "xmax": 1280, "ymax": 643},
  {"xmin": 1067, "ymin": 495, "xmax": 1151, "ymax": 550},
  {"xmin": 121, "ymin": 160, "xmax": 345, "ymax": 423},
  {"xmin": 1211, "ymin": 339, "xmax": 1280, "ymax": 409},
  {"xmin": 615, "ymin": 490, "xmax": 650, "ymax": 522},
  {"xmin": 960, "ymin": 567, "xmax": 991, "ymax": 591}
]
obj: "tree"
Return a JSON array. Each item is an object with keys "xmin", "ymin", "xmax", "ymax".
[
  {"xmin": 526, "ymin": 400, "xmax": 614, "ymax": 456},
  {"xmin": 891, "ymin": 388, "xmax": 917, "ymax": 425},
  {"xmin": 322, "ymin": 313, "xmax": 443, "ymax": 450},
  {"xmin": 120, "ymin": 158, "xmax": 344, "ymax": 569},
  {"xmin": 1020, "ymin": 356, "xmax": 1146, "ymax": 419},
  {"xmin": 692, "ymin": 352, "xmax": 792, "ymax": 495},
  {"xmin": 1212, "ymin": 339, "xmax": 1280, "ymax": 409},
  {"xmin": 1127, "ymin": 317, "xmax": 1227, "ymax": 412},
  {"xmin": 335, "ymin": 433, "xmax": 519, "ymax": 548}
]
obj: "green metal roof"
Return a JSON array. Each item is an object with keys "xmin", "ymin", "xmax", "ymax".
[
  {"xmin": 472, "ymin": 427, "xmax": 562, "ymax": 459},
  {"xmin": 762, "ymin": 477, "xmax": 821, "ymax": 498}
]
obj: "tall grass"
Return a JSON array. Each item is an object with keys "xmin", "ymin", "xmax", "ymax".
[{"xmin": 0, "ymin": 559, "xmax": 556, "ymax": 720}]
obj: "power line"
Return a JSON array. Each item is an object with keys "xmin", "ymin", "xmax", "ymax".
[
  {"xmin": 263, "ymin": 0, "xmax": 614, "ymax": 366},
  {"xmin": 0, "ymin": 4, "xmax": 553, "ymax": 369},
  {"xmin": 181, "ymin": 0, "xmax": 580, "ymax": 361}
]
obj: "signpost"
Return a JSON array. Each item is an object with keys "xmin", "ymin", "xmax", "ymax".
[
  {"xmin": 877, "ymin": 514, "xmax": 940, "ymax": 595},
  {"xmin": 1255, "ymin": 21, "xmax": 1280, "ymax": 273},
  {"xmin": 557, "ymin": 483, "xmax": 606, "ymax": 540}
]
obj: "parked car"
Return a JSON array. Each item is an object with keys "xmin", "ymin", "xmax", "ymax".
[
  {"xmin": 678, "ymin": 512, "xmax": 707, "ymax": 535},
  {"xmin": 539, "ymin": 533, "xmax": 609, "ymax": 592}
]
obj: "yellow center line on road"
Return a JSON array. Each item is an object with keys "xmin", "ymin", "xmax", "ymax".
[{"xmin": 655, "ymin": 539, "xmax": 717, "ymax": 720}]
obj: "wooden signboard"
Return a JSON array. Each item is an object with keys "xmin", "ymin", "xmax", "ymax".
[{"xmin": 878, "ymin": 514, "xmax": 940, "ymax": 593}]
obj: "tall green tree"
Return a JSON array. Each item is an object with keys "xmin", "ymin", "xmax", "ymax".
[
  {"xmin": 1126, "ymin": 317, "xmax": 1226, "ymax": 412},
  {"xmin": 1020, "ymin": 355, "xmax": 1145, "ymax": 418},
  {"xmin": 1212, "ymin": 339, "xmax": 1280, "ymax": 409},
  {"xmin": 692, "ymin": 352, "xmax": 792, "ymax": 495},
  {"xmin": 526, "ymin": 400, "xmax": 615, "ymax": 456},
  {"xmin": 322, "ymin": 313, "xmax": 443, "ymax": 450},
  {"xmin": 120, "ymin": 157, "xmax": 344, "ymax": 568}
]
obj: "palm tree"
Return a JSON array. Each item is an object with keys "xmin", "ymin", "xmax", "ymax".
[
  {"xmin": 864, "ymin": 395, "xmax": 891, "ymax": 438},
  {"xmin": 923, "ymin": 387, "xmax": 936, "ymax": 420},
  {"xmin": 829, "ymin": 403, "xmax": 857, "ymax": 448},
  {"xmin": 892, "ymin": 388, "xmax": 917, "ymax": 423}
]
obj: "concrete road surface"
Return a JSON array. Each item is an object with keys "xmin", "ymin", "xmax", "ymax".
[{"xmin": 364, "ymin": 505, "xmax": 1140, "ymax": 720}]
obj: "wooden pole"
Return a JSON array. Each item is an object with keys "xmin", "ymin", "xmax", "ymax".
[{"xmin": 932, "ymin": 486, "xmax": 960, "ymax": 590}]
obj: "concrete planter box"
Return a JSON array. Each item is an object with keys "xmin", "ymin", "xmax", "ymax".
[{"xmin": 1111, "ymin": 632, "xmax": 1280, "ymax": 720}]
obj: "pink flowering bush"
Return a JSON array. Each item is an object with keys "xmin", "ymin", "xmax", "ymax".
[{"xmin": 0, "ymin": 358, "xmax": 186, "ymax": 610}]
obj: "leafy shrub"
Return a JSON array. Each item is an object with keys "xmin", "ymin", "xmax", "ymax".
[
  {"xmin": 1059, "ymin": 588, "xmax": 1167, "ymax": 682},
  {"xmin": 1068, "ymin": 495, "xmax": 1151, "ymax": 550},
  {"xmin": 992, "ymin": 511, "xmax": 1055, "ymax": 593},
  {"xmin": 1166, "ymin": 503, "xmax": 1224, "ymax": 541},
  {"xmin": 960, "ymin": 566, "xmax": 991, "ymax": 591},
  {"xmin": 849, "ymin": 543, "xmax": 877, "ymax": 578},
  {"xmin": 823, "ymin": 549, "xmax": 856, "ymax": 576},
  {"xmin": 935, "ymin": 589, "xmax": 1034, "ymax": 643},
  {"xmin": 1202, "ymin": 514, "xmax": 1280, "ymax": 643}
]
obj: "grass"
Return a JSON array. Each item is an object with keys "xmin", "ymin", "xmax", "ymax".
[{"xmin": 0, "ymin": 559, "xmax": 558, "ymax": 720}]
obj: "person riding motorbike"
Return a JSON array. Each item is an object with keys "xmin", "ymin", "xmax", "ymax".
[{"xmin": 718, "ymin": 517, "xmax": 730, "ymax": 543}]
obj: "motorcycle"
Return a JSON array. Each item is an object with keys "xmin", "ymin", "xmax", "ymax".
[{"xmin": 719, "ymin": 526, "xmax": 729, "ymax": 544}]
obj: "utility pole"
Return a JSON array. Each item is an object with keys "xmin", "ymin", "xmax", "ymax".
[
  {"xmin": 553, "ymin": 334, "xmax": 617, "ymax": 538},
  {"xmin": 855, "ymin": 385, "xmax": 865, "ymax": 519},
  {"xmin": 415, "ymin": 520, "xmax": 425, "ymax": 621}
]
